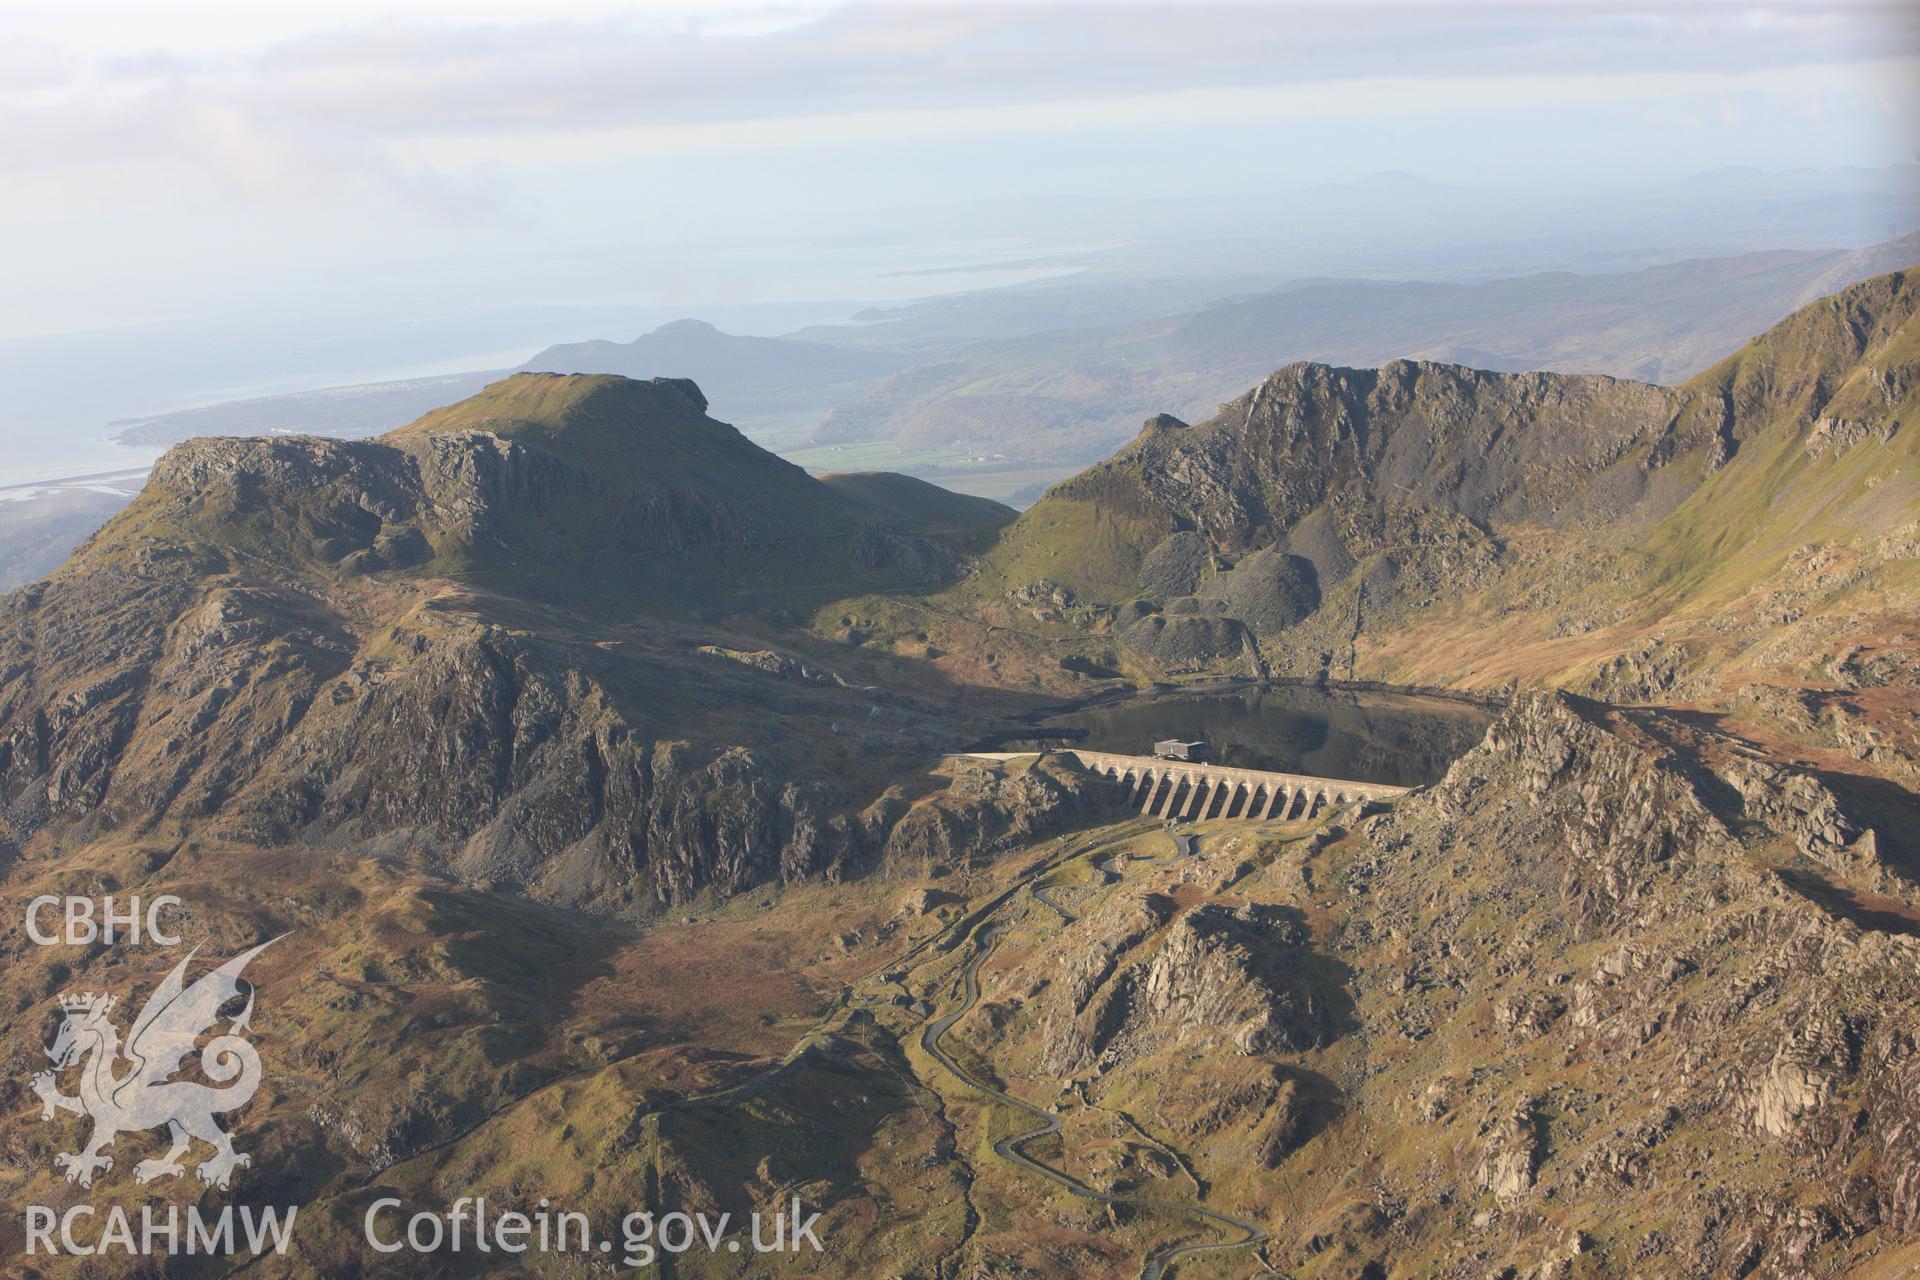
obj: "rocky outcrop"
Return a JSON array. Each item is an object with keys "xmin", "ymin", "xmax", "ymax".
[
  {"xmin": 694, "ymin": 645, "xmax": 847, "ymax": 686},
  {"xmin": 1804, "ymin": 415, "xmax": 1894, "ymax": 458},
  {"xmin": 1029, "ymin": 893, "xmax": 1338, "ymax": 1078},
  {"xmin": 1428, "ymin": 691, "xmax": 1750, "ymax": 933},
  {"xmin": 1746, "ymin": 1008, "xmax": 1856, "ymax": 1141},
  {"xmin": 0, "ymin": 585, "xmax": 880, "ymax": 906},
  {"xmin": 1716, "ymin": 756, "xmax": 1889, "ymax": 886},
  {"xmin": 1337, "ymin": 690, "xmax": 1920, "ymax": 1276},
  {"xmin": 881, "ymin": 755, "xmax": 1118, "ymax": 874},
  {"xmin": 1477, "ymin": 1104, "xmax": 1545, "ymax": 1203},
  {"xmin": 1119, "ymin": 903, "xmax": 1333, "ymax": 1055}
]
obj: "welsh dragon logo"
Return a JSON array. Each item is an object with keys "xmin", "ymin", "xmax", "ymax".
[{"xmin": 31, "ymin": 940, "xmax": 276, "ymax": 1190}]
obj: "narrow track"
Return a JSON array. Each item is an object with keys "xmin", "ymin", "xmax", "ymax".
[
  {"xmin": 920, "ymin": 920, "xmax": 1268, "ymax": 1280},
  {"xmin": 1030, "ymin": 882, "xmax": 1079, "ymax": 923}
]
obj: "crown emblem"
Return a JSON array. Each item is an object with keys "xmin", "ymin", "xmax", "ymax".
[{"xmin": 36, "ymin": 939, "xmax": 278, "ymax": 1192}]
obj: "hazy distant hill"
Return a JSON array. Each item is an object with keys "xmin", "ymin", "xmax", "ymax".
[
  {"xmin": 105, "ymin": 235, "xmax": 1916, "ymax": 473},
  {"xmin": 111, "ymin": 319, "xmax": 910, "ymax": 450},
  {"xmin": 524, "ymin": 319, "xmax": 906, "ymax": 412},
  {"xmin": 817, "ymin": 234, "xmax": 1920, "ymax": 462}
]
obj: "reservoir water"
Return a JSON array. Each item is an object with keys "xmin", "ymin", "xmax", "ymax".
[{"xmin": 1021, "ymin": 685, "xmax": 1494, "ymax": 788}]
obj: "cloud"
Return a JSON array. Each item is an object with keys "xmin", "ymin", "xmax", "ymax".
[
  {"xmin": 0, "ymin": 0, "xmax": 1912, "ymax": 331},
  {"xmin": 8, "ymin": 2, "xmax": 1916, "ymax": 170}
]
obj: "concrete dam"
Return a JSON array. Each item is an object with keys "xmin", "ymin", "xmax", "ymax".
[{"xmin": 955, "ymin": 748, "xmax": 1410, "ymax": 821}]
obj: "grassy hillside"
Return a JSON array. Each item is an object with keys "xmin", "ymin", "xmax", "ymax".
[
  {"xmin": 815, "ymin": 470, "xmax": 1016, "ymax": 535},
  {"xmin": 1639, "ymin": 270, "xmax": 1920, "ymax": 603}
]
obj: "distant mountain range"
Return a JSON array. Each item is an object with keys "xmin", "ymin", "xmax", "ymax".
[
  {"xmin": 528, "ymin": 319, "xmax": 906, "ymax": 415},
  {"xmin": 108, "ymin": 234, "xmax": 1918, "ymax": 480},
  {"xmin": 3, "ymin": 229, "xmax": 1897, "ymax": 602},
  {"xmin": 816, "ymin": 233, "xmax": 1920, "ymax": 462}
]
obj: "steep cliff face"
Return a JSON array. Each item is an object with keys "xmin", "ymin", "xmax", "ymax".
[
  {"xmin": 0, "ymin": 374, "xmax": 1020, "ymax": 906},
  {"xmin": 967, "ymin": 358, "xmax": 1702, "ymax": 630}
]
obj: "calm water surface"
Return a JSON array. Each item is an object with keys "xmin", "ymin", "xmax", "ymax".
[{"xmin": 1024, "ymin": 685, "xmax": 1493, "ymax": 787}]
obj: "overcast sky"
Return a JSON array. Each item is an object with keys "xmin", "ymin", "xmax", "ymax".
[{"xmin": 2, "ymin": 1, "xmax": 1916, "ymax": 343}]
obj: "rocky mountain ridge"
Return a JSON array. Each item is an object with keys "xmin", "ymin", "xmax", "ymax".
[
  {"xmin": 0, "ymin": 372, "xmax": 1018, "ymax": 908},
  {"xmin": 828, "ymin": 271, "xmax": 1916, "ymax": 761}
]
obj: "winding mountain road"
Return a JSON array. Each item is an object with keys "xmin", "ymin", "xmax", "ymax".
[{"xmin": 920, "ymin": 917, "xmax": 1268, "ymax": 1280}]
